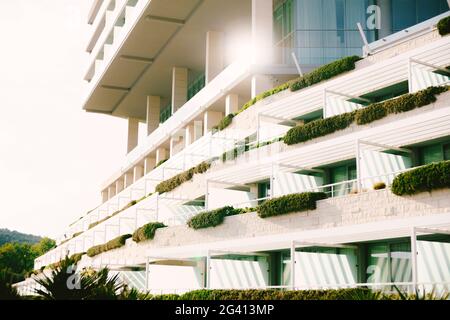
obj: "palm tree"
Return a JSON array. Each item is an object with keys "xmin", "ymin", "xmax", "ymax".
[
  {"xmin": 0, "ymin": 269, "xmax": 21, "ymax": 300},
  {"xmin": 33, "ymin": 256, "xmax": 123, "ymax": 300}
]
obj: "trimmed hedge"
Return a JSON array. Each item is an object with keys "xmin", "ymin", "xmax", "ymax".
[
  {"xmin": 187, "ymin": 206, "xmax": 244, "ymax": 230},
  {"xmin": 69, "ymin": 253, "xmax": 84, "ymax": 264},
  {"xmin": 154, "ymin": 159, "xmax": 168, "ymax": 169},
  {"xmin": 290, "ymin": 56, "xmax": 361, "ymax": 92},
  {"xmin": 257, "ymin": 192, "xmax": 327, "ymax": 218},
  {"xmin": 132, "ymin": 222, "xmax": 166, "ymax": 243},
  {"xmin": 238, "ymin": 81, "xmax": 292, "ymax": 115},
  {"xmin": 151, "ymin": 288, "xmax": 376, "ymax": 300},
  {"xmin": 86, "ymin": 234, "xmax": 132, "ymax": 257},
  {"xmin": 391, "ymin": 161, "xmax": 450, "ymax": 196},
  {"xmin": 213, "ymin": 114, "xmax": 234, "ymax": 131},
  {"xmin": 213, "ymin": 56, "xmax": 362, "ymax": 133},
  {"xmin": 155, "ymin": 161, "xmax": 211, "ymax": 194},
  {"xmin": 284, "ymin": 86, "xmax": 448, "ymax": 145},
  {"xmin": 355, "ymin": 86, "xmax": 448, "ymax": 125},
  {"xmin": 438, "ymin": 16, "xmax": 450, "ymax": 36},
  {"xmin": 284, "ymin": 111, "xmax": 356, "ymax": 145}
]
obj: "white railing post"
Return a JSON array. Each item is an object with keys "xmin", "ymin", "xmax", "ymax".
[
  {"xmin": 410, "ymin": 227, "xmax": 418, "ymax": 293},
  {"xmin": 356, "ymin": 139, "xmax": 362, "ymax": 192},
  {"xmin": 205, "ymin": 180, "xmax": 209, "ymax": 210},
  {"xmin": 206, "ymin": 251, "xmax": 211, "ymax": 289},
  {"xmin": 290, "ymin": 241, "xmax": 296, "ymax": 290},
  {"xmin": 408, "ymin": 57, "xmax": 413, "ymax": 93},
  {"xmin": 145, "ymin": 256, "xmax": 149, "ymax": 292}
]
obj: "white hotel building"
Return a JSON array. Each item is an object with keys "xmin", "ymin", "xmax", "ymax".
[{"xmin": 27, "ymin": 0, "xmax": 450, "ymax": 294}]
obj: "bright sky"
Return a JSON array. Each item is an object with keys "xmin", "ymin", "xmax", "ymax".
[{"xmin": 0, "ymin": 0, "xmax": 128, "ymax": 238}]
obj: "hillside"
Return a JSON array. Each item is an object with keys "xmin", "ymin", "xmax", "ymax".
[{"xmin": 0, "ymin": 228, "xmax": 42, "ymax": 246}]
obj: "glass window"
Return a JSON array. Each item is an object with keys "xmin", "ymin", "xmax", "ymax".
[
  {"xmin": 444, "ymin": 144, "xmax": 450, "ymax": 161},
  {"xmin": 258, "ymin": 182, "xmax": 271, "ymax": 203},
  {"xmin": 421, "ymin": 144, "xmax": 443, "ymax": 165},
  {"xmin": 389, "ymin": 243, "xmax": 411, "ymax": 283},
  {"xmin": 392, "ymin": 0, "xmax": 448, "ymax": 32}
]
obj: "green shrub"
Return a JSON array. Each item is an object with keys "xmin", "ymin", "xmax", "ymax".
[
  {"xmin": 155, "ymin": 161, "xmax": 211, "ymax": 194},
  {"xmin": 132, "ymin": 222, "xmax": 166, "ymax": 243},
  {"xmin": 257, "ymin": 192, "xmax": 327, "ymax": 218},
  {"xmin": 154, "ymin": 159, "xmax": 168, "ymax": 169},
  {"xmin": 391, "ymin": 161, "xmax": 450, "ymax": 196},
  {"xmin": 153, "ymin": 288, "xmax": 377, "ymax": 300},
  {"xmin": 373, "ymin": 182, "xmax": 386, "ymax": 190},
  {"xmin": 355, "ymin": 86, "xmax": 448, "ymax": 125},
  {"xmin": 238, "ymin": 81, "xmax": 292, "ymax": 115},
  {"xmin": 86, "ymin": 234, "xmax": 131, "ymax": 257},
  {"xmin": 290, "ymin": 56, "xmax": 361, "ymax": 92},
  {"xmin": 187, "ymin": 206, "xmax": 243, "ymax": 229},
  {"xmin": 437, "ymin": 16, "xmax": 450, "ymax": 36},
  {"xmin": 284, "ymin": 86, "xmax": 448, "ymax": 146},
  {"xmin": 213, "ymin": 114, "xmax": 235, "ymax": 132},
  {"xmin": 284, "ymin": 112, "xmax": 356, "ymax": 145},
  {"xmin": 69, "ymin": 253, "xmax": 84, "ymax": 264}
]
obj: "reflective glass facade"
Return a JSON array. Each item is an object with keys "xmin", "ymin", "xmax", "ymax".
[{"xmin": 275, "ymin": 0, "xmax": 449, "ymax": 66}]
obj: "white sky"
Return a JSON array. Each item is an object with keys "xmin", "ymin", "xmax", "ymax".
[{"xmin": 0, "ymin": 0, "xmax": 128, "ymax": 238}]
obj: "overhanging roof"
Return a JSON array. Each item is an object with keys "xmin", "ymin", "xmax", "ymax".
[{"xmin": 83, "ymin": 0, "xmax": 253, "ymax": 119}]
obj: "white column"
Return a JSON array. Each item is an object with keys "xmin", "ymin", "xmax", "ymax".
[
  {"xmin": 194, "ymin": 120, "xmax": 203, "ymax": 140},
  {"xmin": 156, "ymin": 147, "xmax": 168, "ymax": 164},
  {"xmin": 144, "ymin": 156, "xmax": 156, "ymax": 174},
  {"xmin": 127, "ymin": 118, "xmax": 139, "ymax": 153},
  {"xmin": 205, "ymin": 31, "xmax": 224, "ymax": 84},
  {"xmin": 170, "ymin": 131, "xmax": 185, "ymax": 157},
  {"xmin": 108, "ymin": 185, "xmax": 116, "ymax": 199},
  {"xmin": 203, "ymin": 111, "xmax": 223, "ymax": 135},
  {"xmin": 134, "ymin": 166, "xmax": 144, "ymax": 182},
  {"xmin": 252, "ymin": 0, "xmax": 273, "ymax": 64},
  {"xmin": 115, "ymin": 178, "xmax": 124, "ymax": 194},
  {"xmin": 185, "ymin": 124, "xmax": 195, "ymax": 147},
  {"xmin": 251, "ymin": 75, "xmax": 273, "ymax": 99},
  {"xmin": 101, "ymin": 189, "xmax": 109, "ymax": 202},
  {"xmin": 171, "ymin": 67, "xmax": 188, "ymax": 113},
  {"xmin": 225, "ymin": 93, "xmax": 239, "ymax": 115},
  {"xmin": 250, "ymin": 0, "xmax": 274, "ymax": 99},
  {"xmin": 378, "ymin": 0, "xmax": 392, "ymax": 39},
  {"xmin": 124, "ymin": 171, "xmax": 134, "ymax": 188},
  {"xmin": 146, "ymin": 96, "xmax": 161, "ymax": 135}
]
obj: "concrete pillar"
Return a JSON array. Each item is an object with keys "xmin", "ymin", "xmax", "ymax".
[
  {"xmin": 251, "ymin": 75, "xmax": 273, "ymax": 99},
  {"xmin": 156, "ymin": 147, "xmax": 168, "ymax": 165},
  {"xmin": 377, "ymin": 0, "xmax": 392, "ymax": 39},
  {"xmin": 108, "ymin": 185, "xmax": 116, "ymax": 199},
  {"xmin": 171, "ymin": 67, "xmax": 188, "ymax": 113},
  {"xmin": 204, "ymin": 111, "xmax": 224, "ymax": 135},
  {"xmin": 146, "ymin": 96, "xmax": 161, "ymax": 135},
  {"xmin": 124, "ymin": 171, "xmax": 134, "ymax": 188},
  {"xmin": 252, "ymin": 0, "xmax": 273, "ymax": 64},
  {"xmin": 185, "ymin": 124, "xmax": 195, "ymax": 147},
  {"xmin": 205, "ymin": 31, "xmax": 224, "ymax": 84},
  {"xmin": 225, "ymin": 93, "xmax": 239, "ymax": 115},
  {"xmin": 127, "ymin": 118, "xmax": 139, "ymax": 153},
  {"xmin": 134, "ymin": 166, "xmax": 144, "ymax": 182},
  {"xmin": 144, "ymin": 156, "xmax": 156, "ymax": 174},
  {"xmin": 101, "ymin": 189, "xmax": 109, "ymax": 202},
  {"xmin": 170, "ymin": 131, "xmax": 185, "ymax": 157},
  {"xmin": 194, "ymin": 120, "xmax": 203, "ymax": 140},
  {"xmin": 115, "ymin": 178, "xmax": 124, "ymax": 194}
]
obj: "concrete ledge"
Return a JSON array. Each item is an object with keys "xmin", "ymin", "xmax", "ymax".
[{"xmin": 79, "ymin": 188, "xmax": 450, "ymax": 268}]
